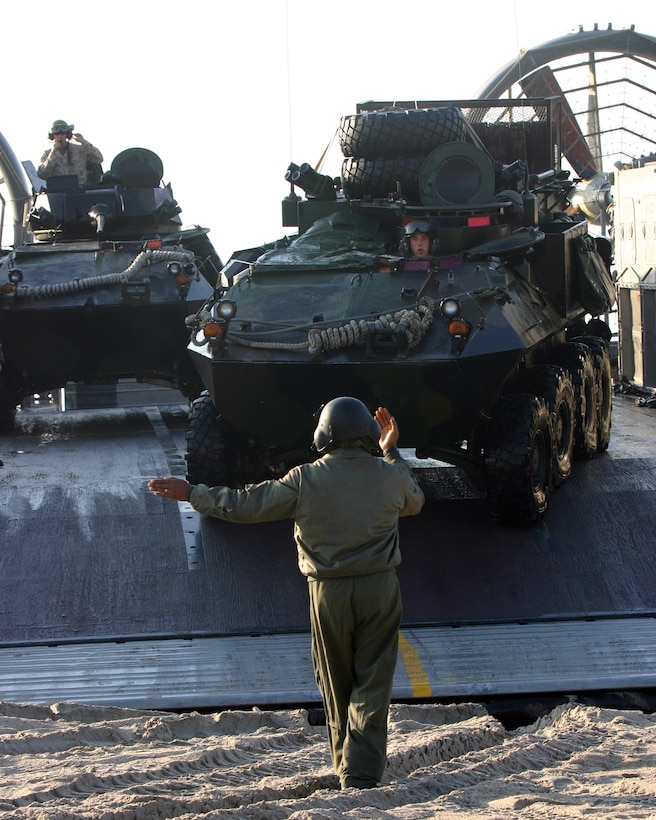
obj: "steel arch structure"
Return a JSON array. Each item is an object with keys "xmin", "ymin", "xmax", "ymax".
[{"xmin": 477, "ymin": 25, "xmax": 656, "ymax": 173}]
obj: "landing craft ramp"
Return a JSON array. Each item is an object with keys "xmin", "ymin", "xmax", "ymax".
[{"xmin": 0, "ymin": 392, "xmax": 655, "ymax": 710}]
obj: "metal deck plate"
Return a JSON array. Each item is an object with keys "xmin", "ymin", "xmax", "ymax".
[
  {"xmin": 0, "ymin": 618, "xmax": 654, "ymax": 710},
  {"xmin": 2, "ymin": 391, "xmax": 656, "ymax": 710}
]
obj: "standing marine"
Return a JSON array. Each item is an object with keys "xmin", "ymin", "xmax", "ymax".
[
  {"xmin": 38, "ymin": 119, "xmax": 104, "ymax": 187},
  {"xmin": 148, "ymin": 398, "xmax": 425, "ymax": 788}
]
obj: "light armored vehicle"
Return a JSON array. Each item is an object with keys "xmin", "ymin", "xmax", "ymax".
[
  {"xmin": 184, "ymin": 98, "xmax": 615, "ymax": 525},
  {"xmin": 0, "ymin": 132, "xmax": 221, "ymax": 430}
]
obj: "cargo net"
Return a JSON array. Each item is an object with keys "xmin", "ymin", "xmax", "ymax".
[
  {"xmin": 464, "ymin": 101, "xmax": 550, "ymax": 123},
  {"xmin": 7, "ymin": 248, "xmax": 195, "ymax": 300},
  {"xmin": 462, "ymin": 101, "xmax": 555, "ymax": 171},
  {"xmin": 196, "ymin": 296, "xmax": 435, "ymax": 355}
]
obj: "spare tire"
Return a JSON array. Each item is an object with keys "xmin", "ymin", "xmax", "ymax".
[
  {"xmin": 339, "ymin": 107, "xmax": 467, "ymax": 159},
  {"xmin": 341, "ymin": 155, "xmax": 424, "ymax": 200}
]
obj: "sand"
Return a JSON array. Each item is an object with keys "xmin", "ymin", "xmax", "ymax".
[{"xmin": 1, "ymin": 699, "xmax": 655, "ymax": 818}]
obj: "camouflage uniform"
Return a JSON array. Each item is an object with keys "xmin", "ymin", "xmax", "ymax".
[
  {"xmin": 189, "ymin": 444, "xmax": 424, "ymax": 788},
  {"xmin": 38, "ymin": 140, "xmax": 104, "ymax": 187}
]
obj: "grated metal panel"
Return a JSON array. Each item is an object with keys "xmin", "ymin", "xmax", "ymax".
[{"xmin": 1, "ymin": 618, "xmax": 655, "ymax": 710}]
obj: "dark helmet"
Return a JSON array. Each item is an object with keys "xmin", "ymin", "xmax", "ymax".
[
  {"xmin": 400, "ymin": 220, "xmax": 439, "ymax": 256},
  {"xmin": 48, "ymin": 119, "xmax": 73, "ymax": 140},
  {"xmin": 313, "ymin": 397, "xmax": 380, "ymax": 454}
]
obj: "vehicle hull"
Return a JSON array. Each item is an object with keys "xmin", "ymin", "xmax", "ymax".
[{"xmin": 1, "ymin": 246, "xmax": 212, "ymax": 400}]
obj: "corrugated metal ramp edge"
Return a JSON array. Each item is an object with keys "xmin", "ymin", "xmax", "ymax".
[{"xmin": 1, "ymin": 618, "xmax": 655, "ymax": 710}]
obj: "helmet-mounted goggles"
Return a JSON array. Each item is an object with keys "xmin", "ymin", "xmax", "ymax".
[{"xmin": 404, "ymin": 220, "xmax": 431, "ymax": 236}]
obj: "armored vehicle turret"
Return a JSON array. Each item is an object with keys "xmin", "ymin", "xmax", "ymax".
[
  {"xmin": 184, "ymin": 98, "xmax": 615, "ymax": 525},
  {"xmin": 0, "ymin": 133, "xmax": 221, "ymax": 430}
]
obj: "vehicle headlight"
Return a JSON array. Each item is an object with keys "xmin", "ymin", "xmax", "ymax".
[
  {"xmin": 440, "ymin": 297, "xmax": 461, "ymax": 318},
  {"xmin": 212, "ymin": 299, "xmax": 238, "ymax": 321}
]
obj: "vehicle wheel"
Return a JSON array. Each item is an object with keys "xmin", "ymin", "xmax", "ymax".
[
  {"xmin": 516, "ymin": 365, "xmax": 575, "ymax": 488},
  {"xmin": 341, "ymin": 155, "xmax": 424, "ymax": 200},
  {"xmin": 589, "ymin": 340, "xmax": 612, "ymax": 451},
  {"xmin": 551, "ymin": 342, "xmax": 598, "ymax": 460},
  {"xmin": 338, "ymin": 107, "xmax": 467, "ymax": 159},
  {"xmin": 185, "ymin": 391, "xmax": 228, "ymax": 487},
  {"xmin": 485, "ymin": 394, "xmax": 553, "ymax": 525}
]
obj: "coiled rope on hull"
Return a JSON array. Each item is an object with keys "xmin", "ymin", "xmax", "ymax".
[
  {"xmin": 8, "ymin": 248, "xmax": 195, "ymax": 300},
  {"xmin": 220, "ymin": 296, "xmax": 435, "ymax": 355}
]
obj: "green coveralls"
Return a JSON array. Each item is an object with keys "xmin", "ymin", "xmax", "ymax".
[{"xmin": 190, "ymin": 444, "xmax": 425, "ymax": 788}]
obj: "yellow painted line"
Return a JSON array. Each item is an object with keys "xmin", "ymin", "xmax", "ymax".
[{"xmin": 398, "ymin": 631, "xmax": 432, "ymax": 698}]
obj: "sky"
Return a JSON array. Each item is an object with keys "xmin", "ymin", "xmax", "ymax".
[{"xmin": 2, "ymin": 0, "xmax": 655, "ymax": 262}]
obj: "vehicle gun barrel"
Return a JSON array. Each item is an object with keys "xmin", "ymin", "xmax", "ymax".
[{"xmin": 88, "ymin": 203, "xmax": 113, "ymax": 237}]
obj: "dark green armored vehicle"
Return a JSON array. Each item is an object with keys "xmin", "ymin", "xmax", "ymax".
[
  {"xmin": 184, "ymin": 98, "xmax": 615, "ymax": 525},
  {"xmin": 0, "ymin": 132, "xmax": 221, "ymax": 430}
]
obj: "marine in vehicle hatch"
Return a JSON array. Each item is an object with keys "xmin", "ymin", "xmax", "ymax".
[
  {"xmin": 37, "ymin": 119, "xmax": 104, "ymax": 188},
  {"xmin": 403, "ymin": 220, "xmax": 433, "ymax": 259}
]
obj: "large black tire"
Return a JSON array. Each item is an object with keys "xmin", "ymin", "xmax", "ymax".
[
  {"xmin": 185, "ymin": 391, "xmax": 228, "ymax": 487},
  {"xmin": 485, "ymin": 394, "xmax": 553, "ymax": 526},
  {"xmin": 586, "ymin": 339, "xmax": 612, "ymax": 451},
  {"xmin": 341, "ymin": 155, "xmax": 424, "ymax": 201},
  {"xmin": 338, "ymin": 107, "xmax": 467, "ymax": 159},
  {"xmin": 515, "ymin": 365, "xmax": 575, "ymax": 488},
  {"xmin": 551, "ymin": 342, "xmax": 598, "ymax": 460}
]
